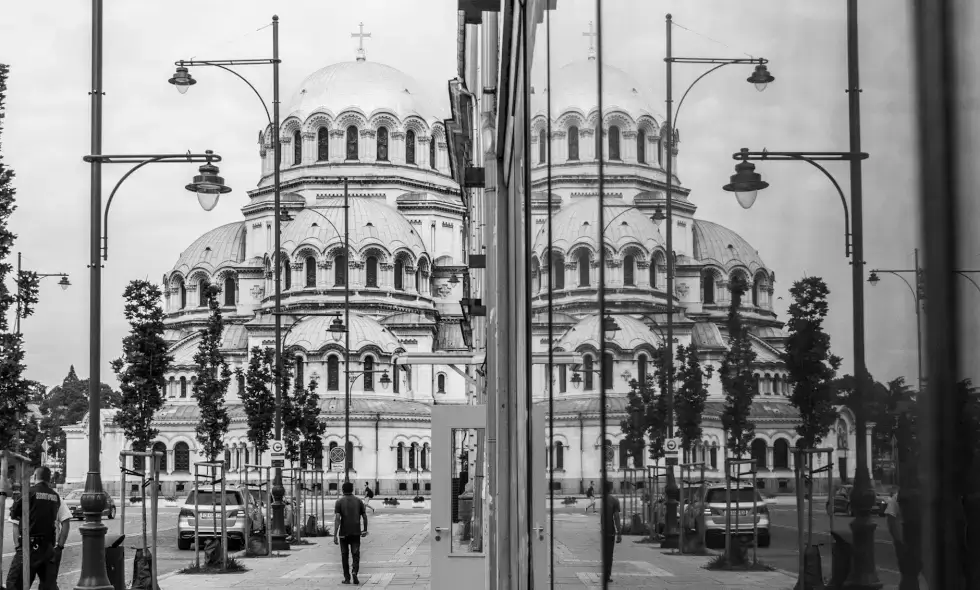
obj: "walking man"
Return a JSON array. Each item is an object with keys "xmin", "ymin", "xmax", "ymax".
[
  {"xmin": 362, "ymin": 482, "xmax": 375, "ymax": 513},
  {"xmin": 5, "ymin": 467, "xmax": 63, "ymax": 590},
  {"xmin": 586, "ymin": 481, "xmax": 596, "ymax": 513},
  {"xmin": 334, "ymin": 481, "xmax": 368, "ymax": 585},
  {"xmin": 600, "ymin": 480, "xmax": 622, "ymax": 584}
]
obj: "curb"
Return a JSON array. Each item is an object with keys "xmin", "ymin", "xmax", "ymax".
[{"xmin": 157, "ymin": 547, "xmax": 250, "ymax": 582}]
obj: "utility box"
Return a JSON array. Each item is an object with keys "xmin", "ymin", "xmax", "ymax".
[{"xmin": 104, "ymin": 534, "xmax": 126, "ymax": 590}]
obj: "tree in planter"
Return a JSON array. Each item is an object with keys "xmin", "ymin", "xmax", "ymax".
[
  {"xmin": 241, "ymin": 347, "xmax": 276, "ymax": 460},
  {"xmin": 781, "ymin": 276, "xmax": 841, "ymax": 548},
  {"xmin": 718, "ymin": 274, "xmax": 758, "ymax": 562},
  {"xmin": 673, "ymin": 343, "xmax": 714, "ymax": 549},
  {"xmin": 192, "ymin": 283, "xmax": 232, "ymax": 461}
]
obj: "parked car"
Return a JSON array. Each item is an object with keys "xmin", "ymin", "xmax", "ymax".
[
  {"xmin": 177, "ymin": 488, "xmax": 253, "ymax": 551},
  {"xmin": 686, "ymin": 484, "xmax": 773, "ymax": 548},
  {"xmin": 827, "ymin": 484, "xmax": 889, "ymax": 516},
  {"xmin": 63, "ymin": 489, "xmax": 116, "ymax": 520}
]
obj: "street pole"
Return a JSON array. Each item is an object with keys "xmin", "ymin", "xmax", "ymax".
[
  {"xmin": 595, "ymin": 6, "xmax": 610, "ymax": 588},
  {"xmin": 843, "ymin": 0, "xmax": 880, "ymax": 586},
  {"xmin": 15, "ymin": 252, "xmax": 20, "ymax": 334},
  {"xmin": 344, "ymin": 177, "xmax": 351, "ymax": 484},
  {"xmin": 268, "ymin": 15, "xmax": 289, "ymax": 551},
  {"xmin": 914, "ymin": 248, "xmax": 924, "ymax": 394},
  {"xmin": 77, "ymin": 0, "xmax": 113, "ymax": 587}
]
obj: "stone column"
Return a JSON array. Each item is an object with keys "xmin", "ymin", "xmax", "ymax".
[
  {"xmin": 419, "ymin": 136, "xmax": 431, "ymax": 169},
  {"xmin": 580, "ymin": 128, "xmax": 595, "ymax": 161},
  {"xmin": 438, "ymin": 141, "xmax": 448, "ymax": 173},
  {"xmin": 391, "ymin": 131, "xmax": 406, "ymax": 165},
  {"xmin": 167, "ymin": 450, "xmax": 175, "ymax": 475},
  {"xmin": 280, "ymin": 135, "xmax": 292, "ymax": 168},
  {"xmin": 330, "ymin": 129, "xmax": 345, "ymax": 163},
  {"xmin": 302, "ymin": 131, "xmax": 315, "ymax": 164},
  {"xmin": 552, "ymin": 130, "xmax": 566, "ymax": 163},
  {"xmin": 766, "ymin": 446, "xmax": 774, "ymax": 471},
  {"xmin": 623, "ymin": 130, "xmax": 638, "ymax": 163},
  {"xmin": 380, "ymin": 262, "xmax": 394, "ymax": 289},
  {"xmin": 361, "ymin": 129, "xmax": 375, "ymax": 161},
  {"xmin": 318, "ymin": 260, "xmax": 330, "ymax": 288},
  {"xmin": 290, "ymin": 262, "xmax": 303, "ymax": 291},
  {"xmin": 406, "ymin": 265, "xmax": 418, "ymax": 293}
]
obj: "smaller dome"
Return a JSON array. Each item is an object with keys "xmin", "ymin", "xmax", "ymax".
[
  {"xmin": 284, "ymin": 312, "xmax": 404, "ymax": 355},
  {"xmin": 533, "ymin": 195, "xmax": 664, "ymax": 256},
  {"xmin": 693, "ymin": 220, "xmax": 768, "ymax": 276},
  {"xmin": 556, "ymin": 315, "xmax": 661, "ymax": 353},
  {"xmin": 170, "ymin": 222, "xmax": 246, "ymax": 276}
]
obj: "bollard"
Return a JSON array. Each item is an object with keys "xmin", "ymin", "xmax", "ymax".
[{"xmin": 827, "ymin": 530, "xmax": 852, "ymax": 589}]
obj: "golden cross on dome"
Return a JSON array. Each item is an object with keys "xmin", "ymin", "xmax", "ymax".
[
  {"xmin": 352, "ymin": 22, "xmax": 372, "ymax": 62},
  {"xmin": 583, "ymin": 21, "xmax": 597, "ymax": 60}
]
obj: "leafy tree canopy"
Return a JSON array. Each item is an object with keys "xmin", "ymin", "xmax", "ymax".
[
  {"xmin": 719, "ymin": 274, "xmax": 758, "ymax": 458},
  {"xmin": 674, "ymin": 344, "xmax": 714, "ymax": 452},
  {"xmin": 192, "ymin": 284, "xmax": 231, "ymax": 462},
  {"xmin": 621, "ymin": 344, "xmax": 670, "ymax": 463},
  {"xmin": 38, "ymin": 365, "xmax": 121, "ymax": 456},
  {"xmin": 241, "ymin": 347, "xmax": 276, "ymax": 457}
]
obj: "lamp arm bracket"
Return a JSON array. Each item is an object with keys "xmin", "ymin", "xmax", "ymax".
[
  {"xmin": 871, "ymin": 270, "xmax": 917, "ymax": 302},
  {"xmin": 447, "ymin": 364, "xmax": 481, "ymax": 389},
  {"xmin": 955, "ymin": 271, "xmax": 980, "ymax": 296},
  {"xmin": 179, "ymin": 61, "xmax": 272, "ymax": 126},
  {"xmin": 666, "ymin": 57, "xmax": 768, "ymax": 65},
  {"xmin": 792, "ymin": 156, "xmax": 852, "ymax": 259},
  {"xmin": 673, "ymin": 62, "xmax": 731, "ymax": 131}
]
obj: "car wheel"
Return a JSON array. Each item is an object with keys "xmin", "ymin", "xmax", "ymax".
[
  {"xmin": 108, "ymin": 506, "xmax": 116, "ymax": 519},
  {"xmin": 177, "ymin": 538, "xmax": 192, "ymax": 551},
  {"xmin": 758, "ymin": 532, "xmax": 771, "ymax": 548}
]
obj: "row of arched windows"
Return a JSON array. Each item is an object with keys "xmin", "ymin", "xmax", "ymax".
[
  {"xmin": 538, "ymin": 125, "xmax": 658, "ymax": 165},
  {"xmin": 702, "ymin": 270, "xmax": 771, "ymax": 307},
  {"xmin": 133, "ymin": 441, "xmax": 189, "ymax": 473},
  {"xmin": 750, "ymin": 438, "xmax": 792, "ymax": 470},
  {"xmin": 277, "ymin": 255, "xmax": 426, "ymax": 292},
  {"xmin": 395, "ymin": 442, "xmax": 431, "ymax": 471},
  {"xmin": 290, "ymin": 126, "xmax": 437, "ymax": 169},
  {"xmin": 173, "ymin": 277, "xmax": 238, "ymax": 310},
  {"xmin": 534, "ymin": 252, "xmax": 667, "ymax": 293}
]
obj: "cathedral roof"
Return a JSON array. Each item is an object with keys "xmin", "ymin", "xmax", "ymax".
[
  {"xmin": 555, "ymin": 314, "xmax": 661, "ymax": 353},
  {"xmin": 533, "ymin": 394, "xmax": 630, "ymax": 415},
  {"xmin": 284, "ymin": 312, "xmax": 404, "ymax": 355},
  {"xmin": 153, "ymin": 396, "xmax": 431, "ymax": 422},
  {"xmin": 280, "ymin": 196, "xmax": 427, "ymax": 258},
  {"xmin": 170, "ymin": 222, "xmax": 246, "ymax": 276},
  {"xmin": 533, "ymin": 60, "xmax": 662, "ymax": 121},
  {"xmin": 532, "ymin": 195, "xmax": 664, "ymax": 257},
  {"xmin": 285, "ymin": 60, "xmax": 447, "ymax": 124},
  {"xmin": 692, "ymin": 219, "xmax": 769, "ymax": 276}
]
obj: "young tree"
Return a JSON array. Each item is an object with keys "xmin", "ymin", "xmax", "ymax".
[
  {"xmin": 719, "ymin": 274, "xmax": 758, "ymax": 458},
  {"xmin": 673, "ymin": 344, "xmax": 714, "ymax": 453},
  {"xmin": 289, "ymin": 376, "xmax": 325, "ymax": 469},
  {"xmin": 111, "ymin": 280, "xmax": 174, "ymax": 454},
  {"xmin": 620, "ymin": 344, "xmax": 671, "ymax": 465},
  {"xmin": 782, "ymin": 276, "xmax": 842, "ymax": 449},
  {"xmin": 192, "ymin": 284, "xmax": 231, "ymax": 461},
  {"xmin": 241, "ymin": 347, "xmax": 276, "ymax": 459},
  {"xmin": 0, "ymin": 63, "xmax": 40, "ymax": 453}
]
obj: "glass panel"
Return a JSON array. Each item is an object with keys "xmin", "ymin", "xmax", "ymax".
[{"xmin": 450, "ymin": 427, "xmax": 484, "ymax": 555}]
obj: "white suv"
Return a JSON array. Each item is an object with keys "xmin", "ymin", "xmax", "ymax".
[
  {"xmin": 687, "ymin": 485, "xmax": 772, "ymax": 548},
  {"xmin": 177, "ymin": 488, "xmax": 253, "ymax": 551}
]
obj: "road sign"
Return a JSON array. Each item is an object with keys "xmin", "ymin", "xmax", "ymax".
[
  {"xmin": 271, "ymin": 440, "xmax": 285, "ymax": 461},
  {"xmin": 329, "ymin": 446, "xmax": 346, "ymax": 464},
  {"xmin": 331, "ymin": 463, "xmax": 344, "ymax": 472},
  {"xmin": 271, "ymin": 459, "xmax": 284, "ymax": 468},
  {"xmin": 664, "ymin": 438, "xmax": 681, "ymax": 456}
]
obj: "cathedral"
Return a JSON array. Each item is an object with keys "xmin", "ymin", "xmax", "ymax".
[{"xmin": 65, "ymin": 43, "xmax": 862, "ymax": 498}]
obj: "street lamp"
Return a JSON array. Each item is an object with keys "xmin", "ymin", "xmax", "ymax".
[
  {"xmin": 602, "ymin": 315, "xmax": 620, "ymax": 342},
  {"xmin": 651, "ymin": 205, "xmax": 666, "ymax": 228},
  {"xmin": 13, "ymin": 252, "xmax": 72, "ymax": 334},
  {"xmin": 868, "ymin": 248, "xmax": 925, "ymax": 393},
  {"xmin": 329, "ymin": 317, "xmax": 346, "ymax": 342},
  {"xmin": 186, "ymin": 159, "xmax": 232, "ymax": 211},
  {"xmin": 723, "ymin": 159, "xmax": 768, "ymax": 209},
  {"xmin": 58, "ymin": 276, "xmax": 71, "ymax": 290}
]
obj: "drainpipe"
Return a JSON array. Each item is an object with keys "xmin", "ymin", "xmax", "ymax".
[
  {"xmin": 375, "ymin": 413, "xmax": 381, "ymax": 494},
  {"xmin": 579, "ymin": 413, "xmax": 585, "ymax": 495}
]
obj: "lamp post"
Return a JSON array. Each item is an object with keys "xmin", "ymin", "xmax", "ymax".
[
  {"xmin": 13, "ymin": 252, "xmax": 70, "ymax": 334},
  {"xmin": 662, "ymin": 13, "xmax": 774, "ymax": 550},
  {"xmin": 868, "ymin": 248, "xmax": 925, "ymax": 393},
  {"xmin": 720, "ymin": 3, "xmax": 874, "ymax": 574},
  {"xmin": 168, "ymin": 14, "xmax": 287, "ymax": 548}
]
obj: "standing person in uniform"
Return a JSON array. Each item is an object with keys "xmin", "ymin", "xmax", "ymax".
[
  {"xmin": 585, "ymin": 481, "xmax": 596, "ymax": 513},
  {"xmin": 600, "ymin": 480, "xmax": 622, "ymax": 584},
  {"xmin": 362, "ymin": 483, "xmax": 375, "ymax": 514},
  {"xmin": 5, "ymin": 467, "xmax": 62, "ymax": 590},
  {"xmin": 334, "ymin": 481, "xmax": 368, "ymax": 585}
]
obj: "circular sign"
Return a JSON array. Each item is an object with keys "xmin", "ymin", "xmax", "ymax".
[
  {"xmin": 330, "ymin": 447, "xmax": 346, "ymax": 463},
  {"xmin": 271, "ymin": 441, "xmax": 284, "ymax": 454},
  {"xmin": 664, "ymin": 439, "xmax": 679, "ymax": 453}
]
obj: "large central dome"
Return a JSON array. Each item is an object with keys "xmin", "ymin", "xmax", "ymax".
[
  {"xmin": 533, "ymin": 60, "xmax": 662, "ymax": 120},
  {"xmin": 285, "ymin": 60, "xmax": 447, "ymax": 123}
]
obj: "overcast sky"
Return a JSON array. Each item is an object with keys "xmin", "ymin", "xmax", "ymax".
[{"xmin": 1, "ymin": 0, "xmax": 936, "ymax": 391}]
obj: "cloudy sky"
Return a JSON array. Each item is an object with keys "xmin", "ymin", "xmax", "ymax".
[{"xmin": 1, "ymin": 0, "xmax": 935, "ymax": 391}]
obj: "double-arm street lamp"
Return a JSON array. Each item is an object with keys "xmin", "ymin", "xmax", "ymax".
[
  {"xmin": 720, "ymin": 6, "xmax": 874, "ymax": 578},
  {"xmin": 659, "ymin": 12, "xmax": 774, "ymax": 551},
  {"xmin": 167, "ymin": 14, "xmax": 289, "ymax": 550}
]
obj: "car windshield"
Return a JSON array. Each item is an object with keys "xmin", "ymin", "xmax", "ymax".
[
  {"xmin": 65, "ymin": 490, "xmax": 84, "ymax": 500},
  {"xmin": 185, "ymin": 491, "xmax": 243, "ymax": 506},
  {"xmin": 704, "ymin": 489, "xmax": 761, "ymax": 504}
]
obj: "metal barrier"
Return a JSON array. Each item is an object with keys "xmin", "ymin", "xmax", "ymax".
[
  {"xmin": 726, "ymin": 458, "xmax": 759, "ymax": 564},
  {"xmin": 243, "ymin": 464, "xmax": 273, "ymax": 555},
  {"xmin": 301, "ymin": 469, "xmax": 326, "ymax": 535},
  {"xmin": 645, "ymin": 465, "xmax": 670, "ymax": 537},
  {"xmin": 192, "ymin": 461, "xmax": 228, "ymax": 570},
  {"xmin": 1, "ymin": 450, "xmax": 32, "ymax": 590},
  {"xmin": 679, "ymin": 460, "xmax": 707, "ymax": 554},
  {"xmin": 620, "ymin": 468, "xmax": 643, "ymax": 534},
  {"xmin": 793, "ymin": 447, "xmax": 835, "ymax": 590},
  {"xmin": 119, "ymin": 450, "xmax": 163, "ymax": 590}
]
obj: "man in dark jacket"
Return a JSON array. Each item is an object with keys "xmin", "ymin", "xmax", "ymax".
[
  {"xmin": 334, "ymin": 481, "xmax": 368, "ymax": 585},
  {"xmin": 6, "ymin": 467, "xmax": 62, "ymax": 590}
]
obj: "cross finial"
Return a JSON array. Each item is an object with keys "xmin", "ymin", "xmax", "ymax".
[
  {"xmin": 352, "ymin": 22, "xmax": 372, "ymax": 62},
  {"xmin": 583, "ymin": 21, "xmax": 597, "ymax": 61}
]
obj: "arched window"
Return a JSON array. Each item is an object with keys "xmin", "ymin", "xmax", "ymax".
[
  {"xmin": 317, "ymin": 127, "xmax": 329, "ymax": 161},
  {"xmin": 551, "ymin": 254, "xmax": 565, "ymax": 290},
  {"xmin": 328, "ymin": 442, "xmax": 339, "ymax": 469},
  {"xmin": 406, "ymin": 130, "xmax": 416, "ymax": 164},
  {"xmin": 198, "ymin": 280, "xmax": 208, "ymax": 307},
  {"xmin": 609, "ymin": 125, "xmax": 621, "ymax": 160},
  {"xmin": 538, "ymin": 128, "xmax": 546, "ymax": 163},
  {"xmin": 346, "ymin": 126, "xmax": 359, "ymax": 160},
  {"xmin": 334, "ymin": 255, "xmax": 346, "ymax": 286},
  {"xmin": 223, "ymin": 276, "xmax": 236, "ymax": 306},
  {"xmin": 376, "ymin": 126, "xmax": 389, "ymax": 161},
  {"xmin": 303, "ymin": 256, "xmax": 316, "ymax": 288},
  {"xmin": 152, "ymin": 442, "xmax": 167, "ymax": 472},
  {"xmin": 633, "ymin": 442, "xmax": 645, "ymax": 467},
  {"xmin": 753, "ymin": 276, "xmax": 763, "ymax": 306},
  {"xmin": 180, "ymin": 282, "xmax": 187, "ymax": 309},
  {"xmin": 559, "ymin": 364, "xmax": 567, "ymax": 393},
  {"xmin": 364, "ymin": 356, "xmax": 374, "ymax": 391},
  {"xmin": 773, "ymin": 439, "xmax": 790, "ymax": 469},
  {"xmin": 658, "ymin": 133, "xmax": 665, "ymax": 166},
  {"xmin": 293, "ymin": 130, "xmax": 302, "ymax": 165},
  {"xmin": 602, "ymin": 353, "xmax": 614, "ymax": 390},
  {"xmin": 224, "ymin": 448, "xmax": 231, "ymax": 468},
  {"xmin": 584, "ymin": 356, "xmax": 594, "ymax": 391},
  {"xmin": 637, "ymin": 129, "xmax": 646, "ymax": 163},
  {"xmin": 437, "ymin": 373, "xmax": 446, "ymax": 393},
  {"xmin": 327, "ymin": 356, "xmax": 339, "ymax": 391},
  {"xmin": 603, "ymin": 439, "xmax": 614, "ymax": 466},
  {"xmin": 703, "ymin": 271, "xmax": 716, "ymax": 304},
  {"xmin": 568, "ymin": 126, "xmax": 579, "ymax": 160},
  {"xmin": 619, "ymin": 439, "xmax": 629, "ymax": 468},
  {"xmin": 179, "ymin": 377, "xmax": 187, "ymax": 398},
  {"xmin": 346, "ymin": 441, "xmax": 354, "ymax": 471},
  {"xmin": 296, "ymin": 357, "xmax": 305, "ymax": 390},
  {"xmin": 396, "ymin": 443, "xmax": 405, "ymax": 470},
  {"xmin": 414, "ymin": 264, "xmax": 421, "ymax": 292},
  {"xmin": 429, "ymin": 136, "xmax": 437, "ymax": 169},
  {"xmin": 555, "ymin": 442, "xmax": 564, "ymax": 470},
  {"xmin": 595, "ymin": 124, "xmax": 602, "ymax": 158},
  {"xmin": 365, "ymin": 256, "xmax": 378, "ymax": 288},
  {"xmin": 394, "ymin": 260, "xmax": 404, "ymax": 291},
  {"xmin": 710, "ymin": 444, "xmax": 718, "ymax": 469},
  {"xmin": 421, "ymin": 443, "xmax": 429, "ymax": 471},
  {"xmin": 623, "ymin": 254, "xmax": 635, "ymax": 286},
  {"xmin": 751, "ymin": 439, "xmax": 768, "ymax": 469},
  {"xmin": 530, "ymin": 258, "xmax": 540, "ymax": 293},
  {"xmin": 577, "ymin": 250, "xmax": 590, "ymax": 287},
  {"xmin": 393, "ymin": 366, "xmax": 400, "ymax": 394},
  {"xmin": 174, "ymin": 442, "xmax": 190, "ymax": 473},
  {"xmin": 409, "ymin": 443, "xmax": 418, "ymax": 470},
  {"xmin": 637, "ymin": 354, "xmax": 648, "ymax": 385}
]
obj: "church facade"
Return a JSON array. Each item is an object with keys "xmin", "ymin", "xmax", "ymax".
[{"xmin": 65, "ymin": 46, "xmax": 863, "ymax": 498}]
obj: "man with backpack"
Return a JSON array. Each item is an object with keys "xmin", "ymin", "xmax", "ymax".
[
  {"xmin": 586, "ymin": 481, "xmax": 596, "ymax": 513},
  {"xmin": 362, "ymin": 482, "xmax": 376, "ymax": 513}
]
